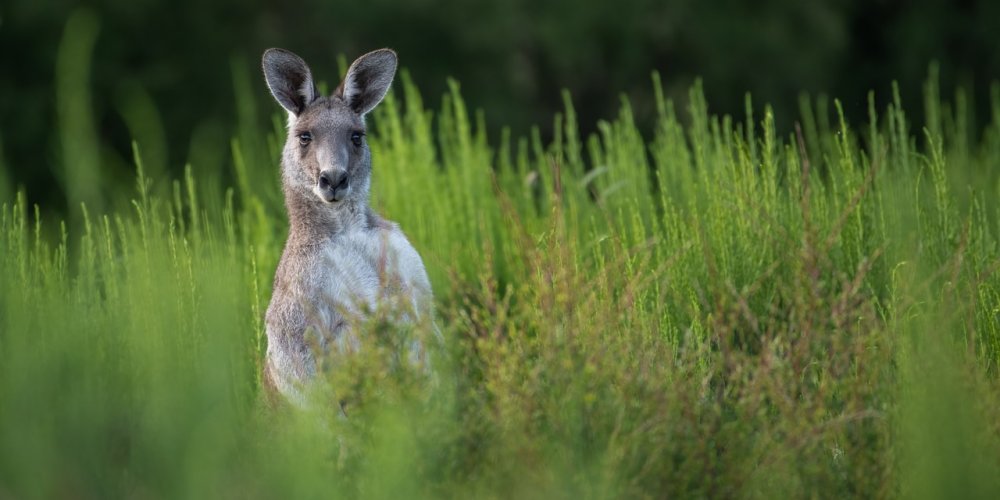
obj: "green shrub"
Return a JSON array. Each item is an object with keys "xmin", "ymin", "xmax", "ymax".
[{"xmin": 2, "ymin": 62, "xmax": 1000, "ymax": 497}]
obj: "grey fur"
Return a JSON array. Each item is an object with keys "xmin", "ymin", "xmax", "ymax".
[{"xmin": 262, "ymin": 48, "xmax": 433, "ymax": 406}]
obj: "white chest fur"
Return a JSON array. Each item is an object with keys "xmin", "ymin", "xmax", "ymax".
[
  {"xmin": 264, "ymin": 223, "xmax": 433, "ymax": 406},
  {"xmin": 316, "ymin": 226, "xmax": 432, "ymax": 325}
]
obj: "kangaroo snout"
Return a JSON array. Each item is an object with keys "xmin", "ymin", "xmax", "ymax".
[{"xmin": 317, "ymin": 169, "xmax": 349, "ymax": 202}]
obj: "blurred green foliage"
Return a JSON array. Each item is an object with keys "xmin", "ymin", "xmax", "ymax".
[
  {"xmin": 3, "ymin": 50, "xmax": 1000, "ymax": 496},
  {"xmin": 2, "ymin": 3, "xmax": 1000, "ymax": 496},
  {"xmin": 2, "ymin": 0, "xmax": 1000, "ymax": 213}
]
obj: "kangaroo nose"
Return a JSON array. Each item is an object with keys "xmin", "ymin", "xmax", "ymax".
[
  {"xmin": 317, "ymin": 169, "xmax": 349, "ymax": 202},
  {"xmin": 319, "ymin": 170, "xmax": 348, "ymax": 191}
]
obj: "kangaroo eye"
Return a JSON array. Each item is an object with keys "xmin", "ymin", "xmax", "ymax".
[
  {"xmin": 351, "ymin": 131, "xmax": 364, "ymax": 147},
  {"xmin": 298, "ymin": 131, "xmax": 312, "ymax": 146}
]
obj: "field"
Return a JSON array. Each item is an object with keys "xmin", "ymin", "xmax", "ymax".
[{"xmin": 3, "ymin": 57, "xmax": 1000, "ymax": 497}]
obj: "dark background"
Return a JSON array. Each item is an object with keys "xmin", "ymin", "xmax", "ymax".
[{"xmin": 2, "ymin": 0, "xmax": 999, "ymax": 212}]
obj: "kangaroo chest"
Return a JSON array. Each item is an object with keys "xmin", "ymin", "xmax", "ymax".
[
  {"xmin": 313, "ymin": 228, "xmax": 396, "ymax": 316},
  {"xmin": 264, "ymin": 214, "xmax": 433, "ymax": 404},
  {"xmin": 288, "ymin": 226, "xmax": 427, "ymax": 327}
]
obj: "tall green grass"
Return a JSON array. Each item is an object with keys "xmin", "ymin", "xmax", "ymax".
[{"xmin": 3, "ymin": 28, "xmax": 1000, "ymax": 498}]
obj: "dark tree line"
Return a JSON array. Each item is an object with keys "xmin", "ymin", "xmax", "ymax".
[{"xmin": 2, "ymin": 0, "xmax": 998, "ymax": 210}]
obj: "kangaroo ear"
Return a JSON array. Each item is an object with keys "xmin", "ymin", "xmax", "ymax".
[
  {"xmin": 262, "ymin": 48, "xmax": 317, "ymax": 115},
  {"xmin": 337, "ymin": 49, "xmax": 397, "ymax": 116}
]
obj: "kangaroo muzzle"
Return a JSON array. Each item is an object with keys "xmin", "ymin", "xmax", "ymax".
[{"xmin": 317, "ymin": 169, "xmax": 349, "ymax": 203}]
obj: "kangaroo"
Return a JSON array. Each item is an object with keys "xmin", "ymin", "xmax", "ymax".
[{"xmin": 261, "ymin": 48, "xmax": 433, "ymax": 407}]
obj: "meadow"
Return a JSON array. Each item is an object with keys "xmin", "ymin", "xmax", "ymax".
[{"xmin": 2, "ymin": 53, "xmax": 1000, "ymax": 497}]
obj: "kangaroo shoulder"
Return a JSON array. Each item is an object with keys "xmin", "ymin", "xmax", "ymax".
[
  {"xmin": 365, "ymin": 210, "xmax": 399, "ymax": 232},
  {"xmin": 380, "ymin": 222, "xmax": 430, "ymax": 288}
]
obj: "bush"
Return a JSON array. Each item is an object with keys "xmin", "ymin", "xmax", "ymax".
[{"xmin": 2, "ymin": 63, "xmax": 1000, "ymax": 497}]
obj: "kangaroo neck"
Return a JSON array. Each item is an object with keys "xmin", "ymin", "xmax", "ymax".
[{"xmin": 284, "ymin": 188, "xmax": 370, "ymax": 241}]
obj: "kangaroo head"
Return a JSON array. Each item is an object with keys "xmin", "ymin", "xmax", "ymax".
[{"xmin": 262, "ymin": 48, "xmax": 397, "ymax": 207}]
